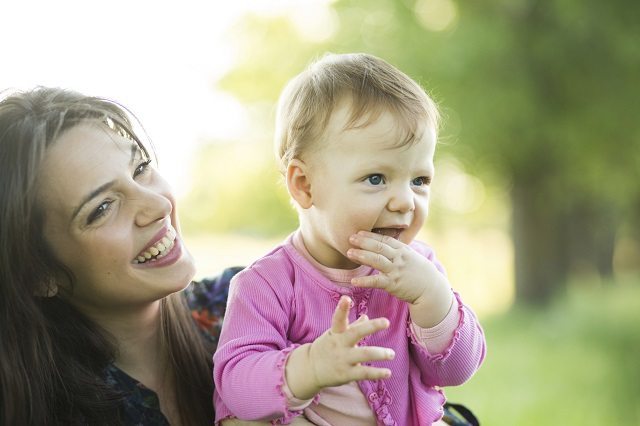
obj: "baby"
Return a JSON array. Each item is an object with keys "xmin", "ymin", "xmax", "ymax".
[{"xmin": 214, "ymin": 53, "xmax": 486, "ymax": 425}]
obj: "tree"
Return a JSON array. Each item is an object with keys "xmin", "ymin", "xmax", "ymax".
[{"xmin": 197, "ymin": 0, "xmax": 640, "ymax": 304}]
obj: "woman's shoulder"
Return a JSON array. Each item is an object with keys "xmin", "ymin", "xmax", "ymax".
[
  {"xmin": 187, "ymin": 266, "xmax": 243, "ymax": 307},
  {"xmin": 185, "ymin": 266, "xmax": 244, "ymax": 347}
]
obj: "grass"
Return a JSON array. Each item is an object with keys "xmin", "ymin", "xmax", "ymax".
[{"xmin": 444, "ymin": 278, "xmax": 640, "ymax": 425}]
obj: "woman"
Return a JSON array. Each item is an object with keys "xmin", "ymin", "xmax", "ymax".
[{"xmin": 0, "ymin": 87, "xmax": 231, "ymax": 425}]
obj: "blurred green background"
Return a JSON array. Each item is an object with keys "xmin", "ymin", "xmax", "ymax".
[{"xmin": 177, "ymin": 1, "xmax": 640, "ymax": 424}]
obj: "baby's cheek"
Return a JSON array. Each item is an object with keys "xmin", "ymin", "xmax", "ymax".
[{"xmin": 401, "ymin": 226, "xmax": 421, "ymax": 245}]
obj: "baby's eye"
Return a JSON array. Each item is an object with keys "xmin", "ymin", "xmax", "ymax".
[
  {"xmin": 366, "ymin": 174, "xmax": 385, "ymax": 186},
  {"xmin": 411, "ymin": 176, "xmax": 431, "ymax": 186}
]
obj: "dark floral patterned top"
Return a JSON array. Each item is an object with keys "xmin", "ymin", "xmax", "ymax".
[{"xmin": 103, "ymin": 267, "xmax": 242, "ymax": 426}]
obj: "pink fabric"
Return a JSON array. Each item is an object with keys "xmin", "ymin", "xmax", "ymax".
[
  {"xmin": 304, "ymin": 383, "xmax": 376, "ymax": 425},
  {"xmin": 412, "ymin": 297, "xmax": 461, "ymax": 355},
  {"xmin": 282, "ymin": 232, "xmax": 461, "ymax": 425},
  {"xmin": 213, "ymin": 233, "xmax": 486, "ymax": 425}
]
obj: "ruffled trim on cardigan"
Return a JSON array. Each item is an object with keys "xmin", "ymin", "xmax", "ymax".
[
  {"xmin": 406, "ymin": 291, "xmax": 466, "ymax": 363},
  {"xmin": 272, "ymin": 344, "xmax": 318, "ymax": 424},
  {"xmin": 347, "ymin": 289, "xmax": 396, "ymax": 426},
  {"xmin": 368, "ymin": 379, "xmax": 397, "ymax": 426},
  {"xmin": 216, "ymin": 345, "xmax": 310, "ymax": 426},
  {"xmin": 432, "ymin": 387, "xmax": 447, "ymax": 424}
]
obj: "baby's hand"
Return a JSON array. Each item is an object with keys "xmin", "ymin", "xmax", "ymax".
[
  {"xmin": 347, "ymin": 231, "xmax": 452, "ymax": 327},
  {"xmin": 285, "ymin": 296, "xmax": 394, "ymax": 400}
]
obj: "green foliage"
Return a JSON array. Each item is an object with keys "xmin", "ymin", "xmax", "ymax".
[
  {"xmin": 445, "ymin": 278, "xmax": 640, "ymax": 424},
  {"xmin": 218, "ymin": 0, "xmax": 636, "ymax": 211},
  {"xmin": 184, "ymin": 0, "xmax": 640, "ymax": 295},
  {"xmin": 180, "ymin": 141, "xmax": 298, "ymax": 237},
  {"xmin": 219, "ymin": 15, "xmax": 331, "ymax": 103}
]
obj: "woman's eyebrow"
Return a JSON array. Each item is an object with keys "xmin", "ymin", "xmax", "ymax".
[
  {"xmin": 71, "ymin": 181, "xmax": 116, "ymax": 221},
  {"xmin": 130, "ymin": 142, "xmax": 141, "ymax": 165},
  {"xmin": 71, "ymin": 143, "xmax": 140, "ymax": 221}
]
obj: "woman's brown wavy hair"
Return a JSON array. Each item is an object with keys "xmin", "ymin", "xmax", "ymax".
[{"xmin": 0, "ymin": 87, "xmax": 214, "ymax": 425}]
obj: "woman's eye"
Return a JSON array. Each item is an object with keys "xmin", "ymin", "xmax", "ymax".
[
  {"xmin": 86, "ymin": 200, "xmax": 113, "ymax": 224},
  {"xmin": 412, "ymin": 176, "xmax": 431, "ymax": 186},
  {"xmin": 366, "ymin": 174, "xmax": 385, "ymax": 185},
  {"xmin": 134, "ymin": 159, "xmax": 152, "ymax": 178}
]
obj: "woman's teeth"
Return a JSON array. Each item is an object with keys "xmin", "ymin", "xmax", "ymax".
[{"xmin": 133, "ymin": 228, "xmax": 177, "ymax": 264}]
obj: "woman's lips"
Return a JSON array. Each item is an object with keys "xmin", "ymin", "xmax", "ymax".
[
  {"xmin": 133, "ymin": 236, "xmax": 183, "ymax": 268},
  {"xmin": 132, "ymin": 225, "xmax": 177, "ymax": 264}
]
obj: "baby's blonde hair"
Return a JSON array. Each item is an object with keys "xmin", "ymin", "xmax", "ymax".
[{"xmin": 274, "ymin": 52, "xmax": 440, "ymax": 174}]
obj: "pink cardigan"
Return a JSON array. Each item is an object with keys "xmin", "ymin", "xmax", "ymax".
[{"xmin": 213, "ymin": 235, "xmax": 486, "ymax": 425}]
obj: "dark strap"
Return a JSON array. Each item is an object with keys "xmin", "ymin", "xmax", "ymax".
[{"xmin": 443, "ymin": 402, "xmax": 480, "ymax": 426}]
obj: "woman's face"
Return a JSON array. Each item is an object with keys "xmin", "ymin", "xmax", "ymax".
[{"xmin": 37, "ymin": 123, "xmax": 196, "ymax": 315}]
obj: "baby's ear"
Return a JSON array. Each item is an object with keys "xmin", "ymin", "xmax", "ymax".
[{"xmin": 286, "ymin": 159, "xmax": 313, "ymax": 209}]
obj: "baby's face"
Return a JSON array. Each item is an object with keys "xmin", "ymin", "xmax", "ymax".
[{"xmin": 301, "ymin": 104, "xmax": 436, "ymax": 269}]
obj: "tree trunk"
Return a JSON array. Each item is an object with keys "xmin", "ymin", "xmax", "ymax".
[
  {"xmin": 566, "ymin": 198, "xmax": 617, "ymax": 279},
  {"xmin": 511, "ymin": 178, "xmax": 570, "ymax": 305}
]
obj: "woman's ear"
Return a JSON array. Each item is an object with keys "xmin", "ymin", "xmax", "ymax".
[
  {"xmin": 34, "ymin": 280, "xmax": 59, "ymax": 298},
  {"xmin": 286, "ymin": 159, "xmax": 313, "ymax": 209}
]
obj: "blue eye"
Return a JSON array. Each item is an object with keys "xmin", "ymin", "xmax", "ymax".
[
  {"xmin": 367, "ymin": 174, "xmax": 385, "ymax": 185},
  {"xmin": 412, "ymin": 176, "xmax": 431, "ymax": 186}
]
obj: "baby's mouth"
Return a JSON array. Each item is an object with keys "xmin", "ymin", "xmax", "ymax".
[
  {"xmin": 372, "ymin": 227, "xmax": 403, "ymax": 240},
  {"xmin": 132, "ymin": 227, "xmax": 177, "ymax": 264}
]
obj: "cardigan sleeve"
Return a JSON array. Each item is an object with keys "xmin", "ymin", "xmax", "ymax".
[
  {"xmin": 213, "ymin": 266, "xmax": 303, "ymax": 424},
  {"xmin": 406, "ymin": 242, "xmax": 487, "ymax": 387}
]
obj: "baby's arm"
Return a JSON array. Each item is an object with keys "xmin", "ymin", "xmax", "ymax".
[
  {"xmin": 213, "ymin": 270, "xmax": 302, "ymax": 422},
  {"xmin": 346, "ymin": 231, "xmax": 486, "ymax": 386},
  {"xmin": 214, "ymin": 270, "xmax": 394, "ymax": 423},
  {"xmin": 408, "ymin": 292, "xmax": 486, "ymax": 386},
  {"xmin": 285, "ymin": 295, "xmax": 395, "ymax": 400},
  {"xmin": 347, "ymin": 231, "xmax": 453, "ymax": 327}
]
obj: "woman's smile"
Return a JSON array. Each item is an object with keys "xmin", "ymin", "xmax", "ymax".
[{"xmin": 132, "ymin": 223, "xmax": 180, "ymax": 265}]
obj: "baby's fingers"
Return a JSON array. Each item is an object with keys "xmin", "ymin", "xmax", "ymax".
[
  {"xmin": 343, "ymin": 317, "xmax": 390, "ymax": 346},
  {"xmin": 331, "ymin": 295, "xmax": 352, "ymax": 334},
  {"xmin": 351, "ymin": 274, "xmax": 392, "ymax": 290},
  {"xmin": 349, "ymin": 346, "xmax": 395, "ymax": 365},
  {"xmin": 347, "ymin": 248, "xmax": 393, "ymax": 273},
  {"xmin": 354, "ymin": 314, "xmax": 369, "ymax": 323},
  {"xmin": 351, "ymin": 364, "xmax": 392, "ymax": 381}
]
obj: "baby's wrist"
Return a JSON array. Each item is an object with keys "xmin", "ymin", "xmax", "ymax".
[
  {"xmin": 285, "ymin": 343, "xmax": 320, "ymax": 400},
  {"xmin": 410, "ymin": 284, "xmax": 454, "ymax": 328}
]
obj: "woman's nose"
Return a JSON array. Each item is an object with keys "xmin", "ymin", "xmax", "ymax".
[
  {"xmin": 134, "ymin": 187, "xmax": 172, "ymax": 227},
  {"xmin": 387, "ymin": 184, "xmax": 415, "ymax": 213}
]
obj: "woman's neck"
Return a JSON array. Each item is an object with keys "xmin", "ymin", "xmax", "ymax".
[
  {"xmin": 90, "ymin": 300, "xmax": 168, "ymax": 390},
  {"xmin": 104, "ymin": 300, "xmax": 181, "ymax": 425}
]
